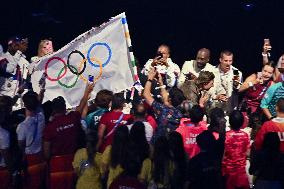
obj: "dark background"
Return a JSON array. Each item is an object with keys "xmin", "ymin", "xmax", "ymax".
[{"xmin": 1, "ymin": 0, "xmax": 284, "ymax": 78}]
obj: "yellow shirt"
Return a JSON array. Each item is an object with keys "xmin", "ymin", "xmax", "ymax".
[
  {"xmin": 101, "ymin": 145, "xmax": 124, "ymax": 188},
  {"xmin": 139, "ymin": 159, "xmax": 175, "ymax": 188},
  {"xmin": 138, "ymin": 158, "xmax": 152, "ymax": 184},
  {"xmin": 72, "ymin": 148, "xmax": 102, "ymax": 189}
]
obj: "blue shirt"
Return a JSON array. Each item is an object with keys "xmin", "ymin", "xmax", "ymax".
[
  {"xmin": 151, "ymin": 101, "xmax": 183, "ymax": 144},
  {"xmin": 261, "ymin": 82, "xmax": 284, "ymax": 117},
  {"xmin": 86, "ymin": 108, "xmax": 108, "ymax": 131}
]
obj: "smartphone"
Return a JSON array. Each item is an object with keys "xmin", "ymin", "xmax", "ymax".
[
  {"xmin": 233, "ymin": 70, "xmax": 239, "ymax": 76},
  {"xmin": 264, "ymin": 38, "xmax": 270, "ymax": 46},
  {"xmin": 233, "ymin": 70, "xmax": 239, "ymax": 81},
  {"xmin": 88, "ymin": 75, "xmax": 94, "ymax": 82},
  {"xmin": 156, "ymin": 52, "xmax": 163, "ymax": 59}
]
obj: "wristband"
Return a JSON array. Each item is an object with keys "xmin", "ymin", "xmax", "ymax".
[
  {"xmin": 248, "ymin": 82, "xmax": 253, "ymax": 87},
  {"xmin": 155, "ymin": 85, "xmax": 166, "ymax": 90},
  {"xmin": 147, "ymin": 79, "xmax": 153, "ymax": 83},
  {"xmin": 262, "ymin": 52, "xmax": 271, "ymax": 57},
  {"xmin": 262, "ymin": 52, "xmax": 268, "ymax": 57}
]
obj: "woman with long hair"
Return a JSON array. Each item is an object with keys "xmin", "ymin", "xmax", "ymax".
[
  {"xmin": 168, "ymin": 131, "xmax": 187, "ymax": 189},
  {"xmin": 100, "ymin": 126, "xmax": 129, "ymax": 188},
  {"xmin": 72, "ymin": 128, "xmax": 102, "ymax": 189},
  {"xmin": 239, "ymin": 62, "xmax": 275, "ymax": 113},
  {"xmin": 129, "ymin": 121, "xmax": 150, "ymax": 162},
  {"xmin": 30, "ymin": 39, "xmax": 54, "ymax": 62},
  {"xmin": 150, "ymin": 136, "xmax": 175, "ymax": 188}
]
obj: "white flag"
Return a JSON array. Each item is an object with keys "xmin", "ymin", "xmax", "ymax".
[{"xmin": 31, "ymin": 13, "xmax": 135, "ymax": 108}]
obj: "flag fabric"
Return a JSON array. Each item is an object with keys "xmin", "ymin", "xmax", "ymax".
[{"xmin": 31, "ymin": 13, "xmax": 137, "ymax": 108}]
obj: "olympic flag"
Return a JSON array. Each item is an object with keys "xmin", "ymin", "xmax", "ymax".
[{"xmin": 31, "ymin": 12, "xmax": 137, "ymax": 108}]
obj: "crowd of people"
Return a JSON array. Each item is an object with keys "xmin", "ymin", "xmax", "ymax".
[{"xmin": 0, "ymin": 36, "xmax": 284, "ymax": 189}]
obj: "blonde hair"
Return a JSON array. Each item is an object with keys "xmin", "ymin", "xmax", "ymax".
[{"xmin": 37, "ymin": 39, "xmax": 53, "ymax": 57}]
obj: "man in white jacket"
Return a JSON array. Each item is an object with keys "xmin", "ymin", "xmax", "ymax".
[
  {"xmin": 142, "ymin": 44, "xmax": 180, "ymax": 88},
  {"xmin": 178, "ymin": 48, "xmax": 216, "ymax": 87},
  {"xmin": 213, "ymin": 50, "xmax": 243, "ymax": 114},
  {"xmin": 0, "ymin": 36, "xmax": 29, "ymax": 97}
]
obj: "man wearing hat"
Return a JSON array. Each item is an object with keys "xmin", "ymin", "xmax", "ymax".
[{"xmin": 0, "ymin": 36, "xmax": 29, "ymax": 99}]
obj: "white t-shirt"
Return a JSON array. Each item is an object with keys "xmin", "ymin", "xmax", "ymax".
[
  {"xmin": 127, "ymin": 121, "xmax": 153, "ymax": 142},
  {"xmin": 16, "ymin": 111, "xmax": 45, "ymax": 154},
  {"xmin": 0, "ymin": 126, "xmax": 10, "ymax": 167}
]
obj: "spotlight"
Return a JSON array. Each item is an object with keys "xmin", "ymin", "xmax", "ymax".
[{"xmin": 243, "ymin": 1, "xmax": 255, "ymax": 11}]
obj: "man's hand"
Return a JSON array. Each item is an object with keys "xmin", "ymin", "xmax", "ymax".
[
  {"xmin": 151, "ymin": 57, "xmax": 168, "ymax": 67},
  {"xmin": 199, "ymin": 92, "xmax": 209, "ymax": 108},
  {"xmin": 148, "ymin": 67, "xmax": 157, "ymax": 80},
  {"xmin": 185, "ymin": 72, "xmax": 197, "ymax": 80},
  {"xmin": 76, "ymin": 82, "xmax": 95, "ymax": 114},
  {"xmin": 85, "ymin": 82, "xmax": 95, "ymax": 96},
  {"xmin": 17, "ymin": 84, "xmax": 25, "ymax": 94},
  {"xmin": 158, "ymin": 58, "xmax": 169, "ymax": 67},
  {"xmin": 233, "ymin": 76, "xmax": 241, "ymax": 88},
  {"xmin": 157, "ymin": 72, "xmax": 164, "ymax": 85},
  {"xmin": 263, "ymin": 44, "xmax": 272, "ymax": 54},
  {"xmin": 216, "ymin": 94, "xmax": 228, "ymax": 102}
]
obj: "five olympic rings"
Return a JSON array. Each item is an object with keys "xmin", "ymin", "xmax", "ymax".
[{"xmin": 44, "ymin": 42, "xmax": 111, "ymax": 88}]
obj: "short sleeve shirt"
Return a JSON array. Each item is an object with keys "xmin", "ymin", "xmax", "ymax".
[
  {"xmin": 260, "ymin": 82, "xmax": 284, "ymax": 117},
  {"xmin": 17, "ymin": 111, "xmax": 45, "ymax": 154},
  {"xmin": 85, "ymin": 108, "xmax": 108, "ymax": 130},
  {"xmin": 151, "ymin": 101, "xmax": 183, "ymax": 144},
  {"xmin": 43, "ymin": 111, "xmax": 82, "ymax": 156},
  {"xmin": 222, "ymin": 130, "xmax": 250, "ymax": 174},
  {"xmin": 98, "ymin": 111, "xmax": 132, "ymax": 152},
  {"xmin": 176, "ymin": 118, "xmax": 207, "ymax": 158},
  {"xmin": 72, "ymin": 148, "xmax": 102, "ymax": 189},
  {"xmin": 254, "ymin": 119, "xmax": 284, "ymax": 153}
]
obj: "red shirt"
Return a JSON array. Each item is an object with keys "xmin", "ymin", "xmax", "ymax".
[
  {"xmin": 255, "ymin": 120, "xmax": 284, "ymax": 152},
  {"xmin": 99, "ymin": 111, "xmax": 132, "ymax": 152},
  {"xmin": 222, "ymin": 130, "xmax": 250, "ymax": 174},
  {"xmin": 43, "ymin": 111, "xmax": 83, "ymax": 156},
  {"xmin": 175, "ymin": 118, "xmax": 207, "ymax": 158},
  {"xmin": 245, "ymin": 82, "xmax": 272, "ymax": 109}
]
